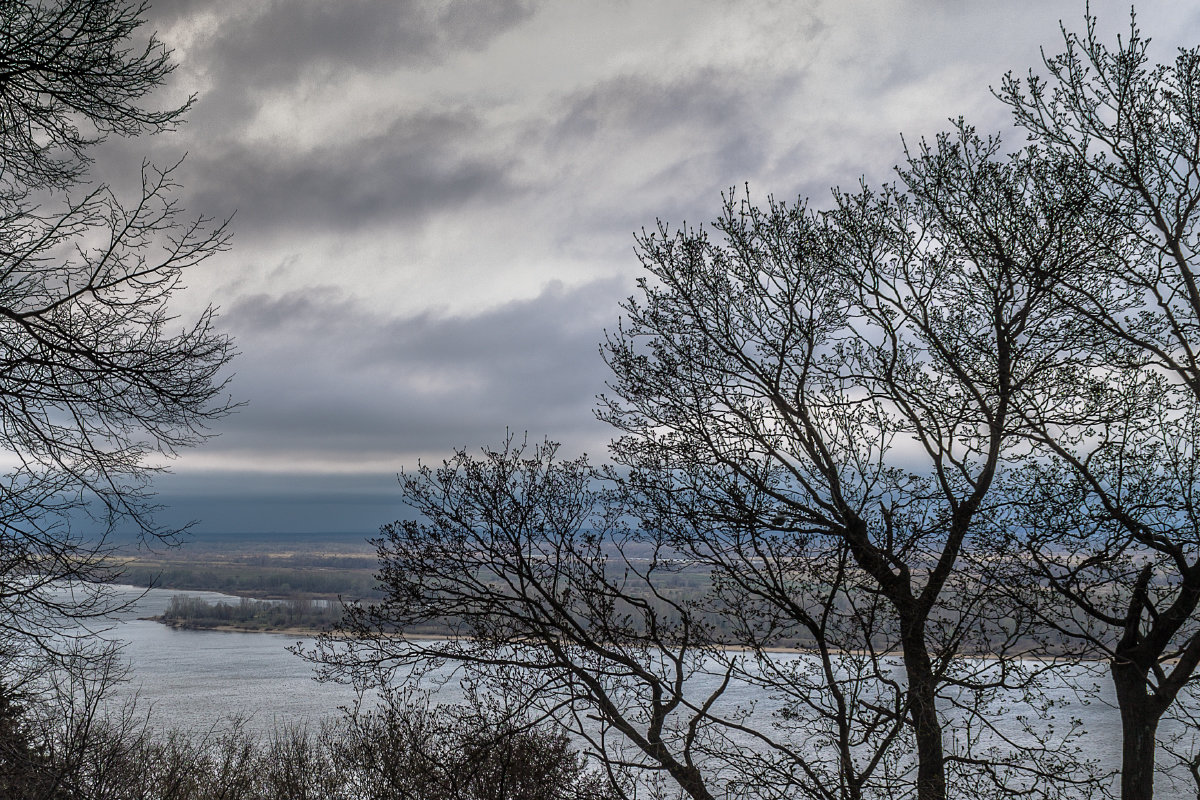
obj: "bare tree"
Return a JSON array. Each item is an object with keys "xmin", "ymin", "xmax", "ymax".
[
  {"xmin": 312, "ymin": 435, "xmax": 1018, "ymax": 800},
  {"xmin": 0, "ymin": 0, "xmax": 234, "ymax": 667},
  {"xmin": 317, "ymin": 149, "xmax": 1108, "ymax": 799},
  {"xmin": 950, "ymin": 12, "xmax": 1200, "ymax": 798},
  {"xmin": 599, "ymin": 155, "xmax": 1104, "ymax": 800},
  {"xmin": 998, "ymin": 388, "xmax": 1200, "ymax": 800},
  {"xmin": 314, "ymin": 10, "xmax": 1200, "ymax": 800},
  {"xmin": 328, "ymin": 685, "xmax": 618, "ymax": 800},
  {"xmin": 308, "ymin": 437, "xmax": 745, "ymax": 800},
  {"xmin": 0, "ymin": 0, "xmax": 189, "ymax": 196}
]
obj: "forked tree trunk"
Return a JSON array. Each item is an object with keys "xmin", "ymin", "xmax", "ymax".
[{"xmin": 666, "ymin": 762, "xmax": 714, "ymax": 800}]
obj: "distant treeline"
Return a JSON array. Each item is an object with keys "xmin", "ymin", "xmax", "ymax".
[
  {"xmin": 158, "ymin": 595, "xmax": 346, "ymax": 632},
  {"xmin": 118, "ymin": 562, "xmax": 382, "ymax": 601}
]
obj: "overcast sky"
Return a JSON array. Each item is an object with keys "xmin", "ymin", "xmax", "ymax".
[{"xmin": 112, "ymin": 0, "xmax": 1200, "ymax": 534}]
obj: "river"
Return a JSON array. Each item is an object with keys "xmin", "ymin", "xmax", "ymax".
[
  {"xmin": 96, "ymin": 585, "xmax": 1188, "ymax": 798},
  {"xmin": 100, "ymin": 585, "xmax": 363, "ymax": 735}
]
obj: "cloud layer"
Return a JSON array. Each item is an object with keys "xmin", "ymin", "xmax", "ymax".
[{"xmin": 86, "ymin": 0, "xmax": 1200, "ymax": 532}]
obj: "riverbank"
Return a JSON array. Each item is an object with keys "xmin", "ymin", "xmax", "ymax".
[
  {"xmin": 144, "ymin": 604, "xmax": 1097, "ymax": 664},
  {"xmin": 146, "ymin": 615, "xmax": 332, "ymax": 636},
  {"xmin": 109, "ymin": 531, "xmax": 382, "ymax": 602}
]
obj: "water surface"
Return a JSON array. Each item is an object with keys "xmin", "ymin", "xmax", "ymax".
[{"xmin": 104, "ymin": 585, "xmax": 361, "ymax": 734}]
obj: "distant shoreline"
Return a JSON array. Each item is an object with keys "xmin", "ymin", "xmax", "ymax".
[
  {"xmin": 140, "ymin": 615, "xmax": 1102, "ymax": 664},
  {"xmin": 142, "ymin": 615, "xmax": 458, "ymax": 640},
  {"xmin": 143, "ymin": 616, "xmax": 329, "ymax": 636}
]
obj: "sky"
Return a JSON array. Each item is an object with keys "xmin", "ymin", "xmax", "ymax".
[{"xmin": 100, "ymin": 0, "xmax": 1200, "ymax": 535}]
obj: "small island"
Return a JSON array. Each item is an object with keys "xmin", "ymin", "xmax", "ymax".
[{"xmin": 152, "ymin": 594, "xmax": 346, "ymax": 634}]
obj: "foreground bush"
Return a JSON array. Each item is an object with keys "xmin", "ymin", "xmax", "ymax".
[{"xmin": 0, "ymin": 683, "xmax": 616, "ymax": 800}]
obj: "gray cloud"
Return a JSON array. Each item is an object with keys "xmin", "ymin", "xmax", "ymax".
[
  {"xmin": 180, "ymin": 108, "xmax": 517, "ymax": 235},
  {"xmin": 88, "ymin": 0, "xmax": 1200, "ymax": 536},
  {"xmin": 158, "ymin": 66, "xmax": 788, "ymax": 246},
  {"xmin": 130, "ymin": 0, "xmax": 543, "ymax": 182},
  {"xmin": 115, "ymin": 1, "xmax": 1046, "ymax": 265},
  {"xmin": 205, "ymin": 277, "xmax": 624, "ymax": 468},
  {"xmin": 146, "ymin": 0, "xmax": 539, "ymax": 95},
  {"xmin": 547, "ymin": 67, "xmax": 781, "ymax": 184},
  {"xmin": 205, "ymin": 0, "xmax": 537, "ymax": 85},
  {"xmin": 549, "ymin": 69, "xmax": 773, "ymax": 145}
]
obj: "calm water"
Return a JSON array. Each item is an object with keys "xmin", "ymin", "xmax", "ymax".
[
  {"xmin": 95, "ymin": 585, "xmax": 1186, "ymax": 797},
  {"xmin": 101, "ymin": 585, "xmax": 364, "ymax": 734}
]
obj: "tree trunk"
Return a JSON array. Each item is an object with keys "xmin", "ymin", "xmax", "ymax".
[
  {"xmin": 643, "ymin": 738, "xmax": 715, "ymax": 800},
  {"xmin": 666, "ymin": 763, "xmax": 715, "ymax": 800},
  {"xmin": 1113, "ymin": 661, "xmax": 1162, "ymax": 800},
  {"xmin": 901, "ymin": 620, "xmax": 946, "ymax": 800}
]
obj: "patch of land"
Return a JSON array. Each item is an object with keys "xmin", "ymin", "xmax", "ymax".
[
  {"xmin": 150, "ymin": 594, "xmax": 345, "ymax": 634},
  {"xmin": 111, "ymin": 530, "xmax": 383, "ymax": 603}
]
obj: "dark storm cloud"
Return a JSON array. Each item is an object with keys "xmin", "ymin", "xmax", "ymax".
[
  {"xmin": 90, "ymin": 107, "xmax": 520, "ymax": 242},
  {"xmin": 132, "ymin": 0, "xmax": 543, "ymax": 179},
  {"xmin": 174, "ymin": 66, "xmax": 786, "ymax": 242},
  {"xmin": 153, "ymin": 0, "xmax": 538, "ymax": 82},
  {"xmin": 180, "ymin": 108, "xmax": 517, "ymax": 235},
  {"xmin": 207, "ymin": 278, "xmax": 625, "ymax": 466},
  {"xmin": 150, "ymin": 470, "xmax": 404, "ymax": 534},
  {"xmin": 219, "ymin": 0, "xmax": 536, "ymax": 83}
]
